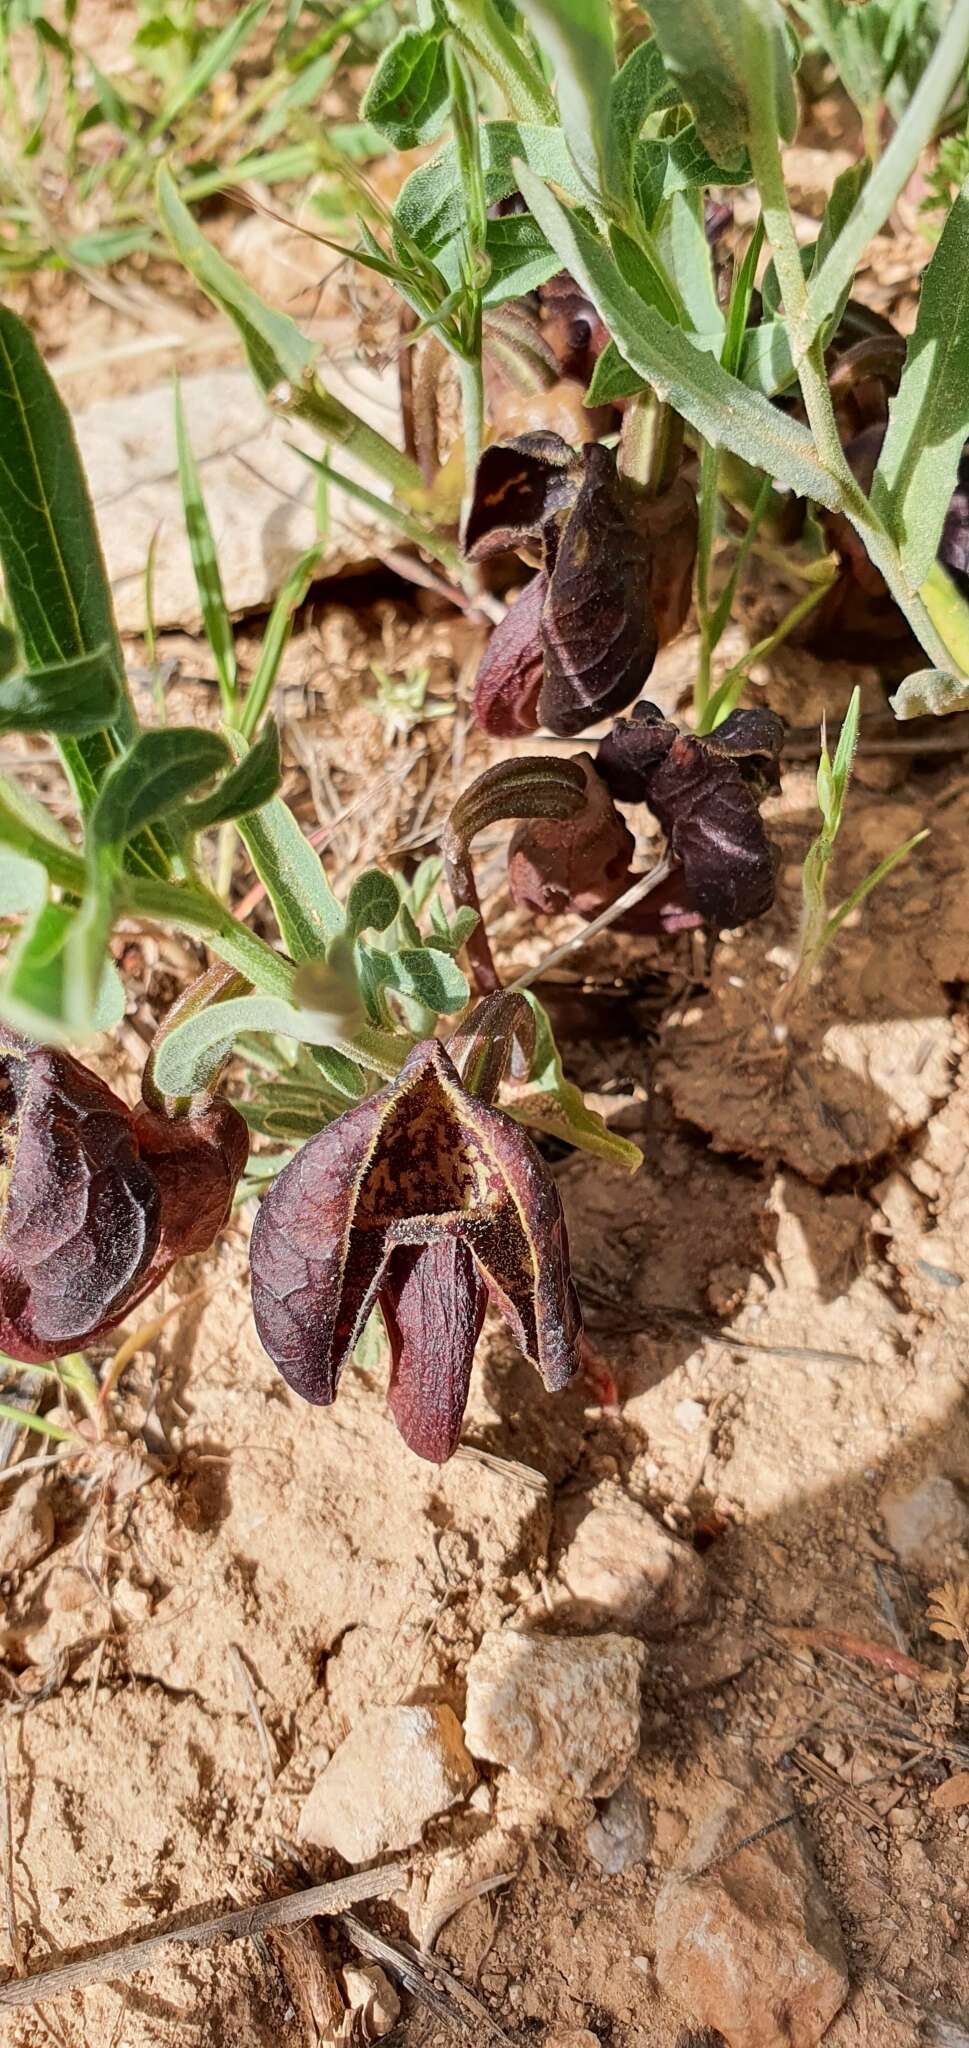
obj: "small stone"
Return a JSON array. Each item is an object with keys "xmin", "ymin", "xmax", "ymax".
[
  {"xmin": 673, "ymin": 1398, "xmax": 708, "ymax": 1432},
  {"xmin": 0, "ymin": 1476, "xmax": 54, "ymax": 1575},
  {"xmin": 655, "ymin": 1764, "xmax": 849, "ymax": 2048},
  {"xmin": 341, "ymin": 1963, "xmax": 400, "ymax": 2038},
  {"xmin": 585, "ymin": 1776, "xmax": 652, "ymax": 1874},
  {"xmin": 881, "ymin": 1475, "xmax": 969, "ymax": 1576},
  {"xmin": 464, "ymin": 1628, "xmax": 645, "ymax": 1797},
  {"xmin": 298, "ymin": 1705, "xmax": 476, "ymax": 1862},
  {"xmin": 554, "ymin": 1490, "xmax": 706, "ymax": 1635},
  {"xmin": 931, "ymin": 1770, "xmax": 969, "ymax": 1812},
  {"xmin": 544, "ymin": 2032, "xmax": 601, "ymax": 2048}
]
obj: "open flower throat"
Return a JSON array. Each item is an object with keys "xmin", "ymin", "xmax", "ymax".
[{"xmin": 250, "ymin": 1034, "xmax": 582, "ymax": 1465}]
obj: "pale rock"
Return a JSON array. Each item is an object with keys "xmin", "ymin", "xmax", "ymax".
[
  {"xmin": 881, "ymin": 1475, "xmax": 969, "ymax": 1576},
  {"xmin": 75, "ymin": 363, "xmax": 402, "ymax": 636},
  {"xmin": 544, "ymin": 2032, "xmax": 601, "ymax": 2048},
  {"xmin": 340, "ymin": 1963, "xmax": 400, "ymax": 2038},
  {"xmin": 0, "ymin": 1475, "xmax": 54, "ymax": 1575},
  {"xmin": 673, "ymin": 1397, "xmax": 708, "ymax": 1432},
  {"xmin": 585, "ymin": 1776, "xmax": 652, "ymax": 1874},
  {"xmin": 654, "ymin": 1762, "xmax": 849, "ymax": 2048},
  {"xmin": 464, "ymin": 1628, "xmax": 645, "ymax": 1797},
  {"xmin": 298, "ymin": 1704, "xmax": 476, "ymax": 1863},
  {"xmin": 554, "ymin": 1490, "xmax": 706, "ymax": 1635}
]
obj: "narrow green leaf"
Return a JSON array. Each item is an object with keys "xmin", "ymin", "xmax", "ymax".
[
  {"xmin": 644, "ymin": 0, "xmax": 796, "ymax": 170},
  {"xmin": 514, "ymin": 163, "xmax": 840, "ymax": 508},
  {"xmin": 157, "ymin": 164, "xmax": 312, "ymax": 393},
  {"xmin": 0, "ymin": 1403, "xmax": 75, "ymax": 1444},
  {"xmin": 516, "ymin": 0, "xmax": 621, "ymax": 205},
  {"xmin": 512, "ymin": 994, "xmax": 643, "ymax": 1172},
  {"xmin": 235, "ymin": 787, "xmax": 345, "ymax": 959},
  {"xmin": 634, "ymin": 128, "xmax": 753, "ymax": 231},
  {"xmin": 174, "ymin": 378, "xmax": 237, "ymax": 715},
  {"xmin": 658, "ymin": 189, "xmax": 723, "ymax": 336},
  {"xmin": 345, "ymin": 869, "xmax": 401, "ymax": 941},
  {"xmin": 585, "ymin": 339, "xmax": 647, "ymax": 407},
  {"xmin": 149, "ymin": 0, "xmax": 273, "ymax": 137},
  {"xmin": 91, "ymin": 729, "xmax": 230, "ymax": 852},
  {"xmin": 362, "ymin": 23, "xmax": 449, "ymax": 147},
  {"xmin": 722, "ymin": 215, "xmax": 765, "ymax": 377},
  {"xmin": 871, "ymin": 180, "xmax": 969, "ymax": 587},
  {"xmin": 181, "ymin": 720, "xmax": 282, "ymax": 832},
  {"xmin": 0, "ymin": 645, "xmax": 121, "ymax": 736},
  {"xmin": 239, "ymin": 545, "xmax": 320, "ymax": 740},
  {"xmin": 609, "ymin": 222, "xmax": 683, "ymax": 328}
]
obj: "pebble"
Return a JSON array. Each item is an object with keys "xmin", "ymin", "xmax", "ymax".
[
  {"xmin": 340, "ymin": 1963, "xmax": 400, "ymax": 2038},
  {"xmin": 298, "ymin": 1704, "xmax": 476, "ymax": 1863},
  {"xmin": 0, "ymin": 1475, "xmax": 54, "ymax": 1575},
  {"xmin": 544, "ymin": 2033, "xmax": 601, "ymax": 2048},
  {"xmin": 554, "ymin": 1490, "xmax": 706, "ymax": 1635},
  {"xmin": 880, "ymin": 1475, "xmax": 969, "ymax": 1576},
  {"xmin": 585, "ymin": 1776, "xmax": 652, "ymax": 1874},
  {"xmin": 464, "ymin": 1628, "xmax": 645, "ymax": 1797},
  {"xmin": 654, "ymin": 1763, "xmax": 849, "ymax": 2048}
]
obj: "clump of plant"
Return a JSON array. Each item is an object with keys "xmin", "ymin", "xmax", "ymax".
[{"xmin": 6, "ymin": 0, "xmax": 969, "ymax": 1466}]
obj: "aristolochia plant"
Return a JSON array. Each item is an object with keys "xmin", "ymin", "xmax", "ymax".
[{"xmin": 4, "ymin": 0, "xmax": 969, "ymax": 1462}]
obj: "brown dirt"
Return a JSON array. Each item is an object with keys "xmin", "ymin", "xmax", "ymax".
[{"xmin": 4, "ymin": 37, "xmax": 969, "ymax": 2048}]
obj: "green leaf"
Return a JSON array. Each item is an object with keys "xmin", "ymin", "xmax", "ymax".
[
  {"xmin": 585, "ymin": 339, "xmax": 648, "ymax": 406},
  {"xmin": 67, "ymin": 226, "xmax": 155, "ymax": 266},
  {"xmin": 609, "ymin": 36, "xmax": 680, "ymax": 172},
  {"xmin": 235, "ymin": 784, "xmax": 344, "ymax": 959},
  {"xmin": 658, "ymin": 188, "xmax": 723, "ymax": 336},
  {"xmin": 91, "ymin": 728, "xmax": 231, "ymax": 853},
  {"xmin": 362, "ymin": 23, "xmax": 449, "ymax": 147},
  {"xmin": 516, "ymin": 0, "xmax": 622, "ymax": 205},
  {"xmin": 394, "ymin": 122, "xmax": 584, "ymax": 259},
  {"xmin": 362, "ymin": 943, "xmax": 469, "ymax": 1014},
  {"xmin": 633, "ymin": 126, "xmax": 753, "ymax": 228},
  {"xmin": 0, "ymin": 304, "xmax": 143, "ymax": 826},
  {"xmin": 149, "ymin": 0, "xmax": 274, "ymax": 137},
  {"xmin": 514, "ymin": 162, "xmax": 840, "ymax": 507},
  {"xmin": 0, "ymin": 898, "xmax": 125, "ymax": 1042},
  {"xmin": 889, "ymin": 666, "xmax": 969, "ymax": 719},
  {"xmin": 174, "ymin": 378, "xmax": 237, "ymax": 715},
  {"xmin": 721, "ymin": 214, "xmax": 765, "ymax": 377},
  {"xmin": 644, "ymin": 0, "xmax": 796, "ymax": 170},
  {"xmin": 0, "ymin": 848, "xmax": 48, "ymax": 914},
  {"xmin": 152, "ymin": 989, "xmax": 362, "ymax": 1097},
  {"xmin": 0, "ymin": 645, "xmax": 121, "ymax": 736},
  {"xmin": 511, "ymin": 995, "xmax": 643, "ymax": 1171},
  {"xmin": 609, "ymin": 222, "xmax": 683, "ymax": 328},
  {"xmin": 346, "ymin": 869, "xmax": 401, "ymax": 941},
  {"xmin": 238, "ymin": 543, "xmax": 321, "ymax": 740},
  {"xmin": 181, "ymin": 720, "xmax": 282, "ymax": 832},
  {"xmin": 871, "ymin": 180, "xmax": 969, "ymax": 587},
  {"xmin": 157, "ymin": 164, "xmax": 313, "ymax": 394}
]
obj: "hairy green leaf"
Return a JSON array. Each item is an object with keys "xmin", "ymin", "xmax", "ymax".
[
  {"xmin": 152, "ymin": 991, "xmax": 360, "ymax": 1097},
  {"xmin": 609, "ymin": 36, "xmax": 679, "ymax": 172},
  {"xmin": 394, "ymin": 123, "xmax": 583, "ymax": 258},
  {"xmin": 516, "ymin": 0, "xmax": 621, "ymax": 205},
  {"xmin": 0, "ymin": 645, "xmax": 121, "ymax": 737},
  {"xmin": 1, "ymin": 898, "xmax": 125, "ymax": 1042},
  {"xmin": 346, "ymin": 869, "xmax": 401, "ymax": 941},
  {"xmin": 235, "ymin": 785, "xmax": 345, "ymax": 959},
  {"xmin": 871, "ymin": 181, "xmax": 969, "ymax": 587},
  {"xmin": 644, "ymin": 0, "xmax": 796, "ymax": 169},
  {"xmin": 91, "ymin": 729, "xmax": 231, "ymax": 852},
  {"xmin": 362, "ymin": 23, "xmax": 450, "ymax": 147},
  {"xmin": 362, "ymin": 943, "xmax": 470, "ymax": 1014},
  {"xmin": 515, "ymin": 163, "xmax": 839, "ymax": 506},
  {"xmin": 181, "ymin": 720, "xmax": 282, "ymax": 832}
]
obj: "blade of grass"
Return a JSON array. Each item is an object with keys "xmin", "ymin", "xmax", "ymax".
[{"xmin": 173, "ymin": 377, "xmax": 237, "ymax": 719}]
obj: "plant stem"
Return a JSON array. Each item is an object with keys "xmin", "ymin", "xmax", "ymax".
[
  {"xmin": 458, "ymin": 351, "xmax": 485, "ymax": 539},
  {"xmin": 291, "ymin": 382, "xmax": 425, "ymax": 502},
  {"xmin": 617, "ymin": 391, "xmax": 682, "ymax": 495},
  {"xmin": 444, "ymin": 0, "xmax": 556, "ymax": 123},
  {"xmin": 298, "ymin": 451, "xmax": 462, "ymax": 573},
  {"xmin": 804, "ymin": 0, "xmax": 969, "ymax": 355},
  {"xmin": 743, "ymin": 10, "xmax": 961, "ymax": 674},
  {"xmin": 699, "ymin": 571, "xmax": 837, "ymax": 731},
  {"xmin": 694, "ymin": 439, "xmax": 720, "ymax": 718}
]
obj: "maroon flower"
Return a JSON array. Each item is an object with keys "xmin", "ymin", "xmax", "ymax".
[
  {"xmin": 597, "ymin": 702, "xmax": 784, "ymax": 927},
  {"xmin": 0, "ymin": 1026, "xmax": 247, "ymax": 1364},
  {"xmin": 466, "ymin": 434, "xmax": 697, "ymax": 739},
  {"xmin": 249, "ymin": 1035, "xmax": 582, "ymax": 1463}
]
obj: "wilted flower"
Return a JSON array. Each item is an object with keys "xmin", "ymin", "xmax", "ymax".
[
  {"xmin": 598, "ymin": 702, "xmax": 784, "ymax": 927},
  {"xmin": 507, "ymin": 754, "xmax": 638, "ymax": 919},
  {"xmin": 249, "ymin": 1029, "xmax": 582, "ymax": 1463},
  {"xmin": 0, "ymin": 1026, "xmax": 246, "ymax": 1364},
  {"xmin": 466, "ymin": 434, "xmax": 697, "ymax": 739}
]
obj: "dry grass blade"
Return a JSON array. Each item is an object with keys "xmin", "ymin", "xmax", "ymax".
[
  {"xmin": 0, "ymin": 1740, "xmax": 24, "ymax": 1979},
  {"xmin": 341, "ymin": 1912, "xmax": 517, "ymax": 2043},
  {"xmin": 229, "ymin": 1644, "xmax": 279, "ymax": 1785},
  {"xmin": 0, "ymin": 1868, "xmax": 404, "ymax": 2011}
]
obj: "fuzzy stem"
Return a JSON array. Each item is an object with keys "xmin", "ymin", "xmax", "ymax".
[
  {"xmin": 444, "ymin": 0, "xmax": 556, "ymax": 122},
  {"xmin": 617, "ymin": 392, "xmax": 683, "ymax": 496}
]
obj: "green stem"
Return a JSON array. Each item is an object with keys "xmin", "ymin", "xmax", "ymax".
[
  {"xmin": 444, "ymin": 0, "xmax": 556, "ymax": 122},
  {"xmin": 458, "ymin": 352, "xmax": 484, "ymax": 539},
  {"xmin": 804, "ymin": 0, "xmax": 969, "ymax": 356},
  {"xmin": 299, "ymin": 451, "xmax": 462, "ymax": 573},
  {"xmin": 743, "ymin": 11, "xmax": 961, "ymax": 676},
  {"xmin": 617, "ymin": 392, "xmax": 682, "ymax": 495},
  {"xmin": 699, "ymin": 572, "xmax": 836, "ymax": 732},
  {"xmin": 694, "ymin": 439, "xmax": 720, "ymax": 718}
]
